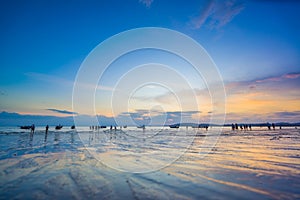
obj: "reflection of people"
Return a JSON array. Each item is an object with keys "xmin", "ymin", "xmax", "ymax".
[
  {"xmin": 45, "ymin": 125, "xmax": 49, "ymax": 134},
  {"xmin": 31, "ymin": 124, "xmax": 35, "ymax": 134}
]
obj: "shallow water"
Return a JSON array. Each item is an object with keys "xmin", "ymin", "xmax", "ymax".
[{"xmin": 0, "ymin": 126, "xmax": 299, "ymax": 199}]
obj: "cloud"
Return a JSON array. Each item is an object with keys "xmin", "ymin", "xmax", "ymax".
[
  {"xmin": 47, "ymin": 108, "xmax": 78, "ymax": 115},
  {"xmin": 282, "ymin": 73, "xmax": 300, "ymax": 79},
  {"xmin": 191, "ymin": 0, "xmax": 244, "ymax": 30},
  {"xmin": 116, "ymin": 109, "xmax": 201, "ymax": 126},
  {"xmin": 272, "ymin": 111, "xmax": 300, "ymax": 118},
  {"xmin": 139, "ymin": 0, "xmax": 153, "ymax": 8},
  {"xmin": 255, "ymin": 72, "xmax": 300, "ymax": 83},
  {"xmin": 225, "ymin": 71, "xmax": 300, "ymax": 93}
]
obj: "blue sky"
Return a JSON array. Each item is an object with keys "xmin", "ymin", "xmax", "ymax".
[{"xmin": 1, "ymin": 0, "xmax": 300, "ymax": 124}]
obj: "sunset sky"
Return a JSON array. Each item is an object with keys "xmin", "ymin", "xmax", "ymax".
[{"xmin": 1, "ymin": 0, "xmax": 300, "ymax": 124}]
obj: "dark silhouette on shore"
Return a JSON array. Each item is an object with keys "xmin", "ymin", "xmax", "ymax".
[
  {"xmin": 272, "ymin": 123, "xmax": 275, "ymax": 130},
  {"xmin": 231, "ymin": 123, "xmax": 235, "ymax": 130},
  {"xmin": 235, "ymin": 123, "xmax": 238, "ymax": 130},
  {"xmin": 20, "ymin": 125, "xmax": 31, "ymax": 130},
  {"xmin": 55, "ymin": 124, "xmax": 63, "ymax": 130},
  {"xmin": 44, "ymin": 125, "xmax": 49, "ymax": 142},
  {"xmin": 45, "ymin": 125, "xmax": 49, "ymax": 134},
  {"xmin": 31, "ymin": 124, "xmax": 35, "ymax": 134}
]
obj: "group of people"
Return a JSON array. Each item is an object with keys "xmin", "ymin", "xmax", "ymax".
[
  {"xmin": 29, "ymin": 124, "xmax": 49, "ymax": 134},
  {"xmin": 231, "ymin": 123, "xmax": 252, "ymax": 131},
  {"xmin": 231, "ymin": 123, "xmax": 280, "ymax": 131},
  {"xmin": 267, "ymin": 123, "xmax": 276, "ymax": 130}
]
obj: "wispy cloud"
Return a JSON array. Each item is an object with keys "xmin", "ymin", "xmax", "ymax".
[
  {"xmin": 139, "ymin": 0, "xmax": 153, "ymax": 8},
  {"xmin": 255, "ymin": 72, "xmax": 300, "ymax": 83},
  {"xmin": 117, "ymin": 109, "xmax": 201, "ymax": 125},
  {"xmin": 47, "ymin": 108, "xmax": 78, "ymax": 115},
  {"xmin": 191, "ymin": 0, "xmax": 244, "ymax": 30}
]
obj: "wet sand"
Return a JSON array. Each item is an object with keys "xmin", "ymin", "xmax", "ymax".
[{"xmin": 0, "ymin": 127, "xmax": 299, "ymax": 199}]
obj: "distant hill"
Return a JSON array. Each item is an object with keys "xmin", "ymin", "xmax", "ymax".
[{"xmin": 1, "ymin": 111, "xmax": 299, "ymax": 127}]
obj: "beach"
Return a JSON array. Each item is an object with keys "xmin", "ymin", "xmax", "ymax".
[{"xmin": 0, "ymin": 127, "xmax": 299, "ymax": 199}]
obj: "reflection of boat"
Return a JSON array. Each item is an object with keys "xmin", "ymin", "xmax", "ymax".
[
  {"xmin": 169, "ymin": 124, "xmax": 180, "ymax": 128},
  {"xmin": 71, "ymin": 125, "xmax": 75, "ymax": 129},
  {"xmin": 137, "ymin": 125, "xmax": 145, "ymax": 129},
  {"xmin": 55, "ymin": 125, "xmax": 63, "ymax": 130},
  {"xmin": 20, "ymin": 126, "xmax": 31, "ymax": 129}
]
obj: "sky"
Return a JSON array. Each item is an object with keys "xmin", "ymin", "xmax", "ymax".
[{"xmin": 0, "ymin": 0, "xmax": 300, "ymax": 125}]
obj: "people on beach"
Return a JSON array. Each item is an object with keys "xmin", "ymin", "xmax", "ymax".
[
  {"xmin": 235, "ymin": 123, "xmax": 238, "ymax": 130},
  {"xmin": 31, "ymin": 124, "xmax": 35, "ymax": 134},
  {"xmin": 44, "ymin": 125, "xmax": 49, "ymax": 142},
  {"xmin": 268, "ymin": 124, "xmax": 271, "ymax": 130},
  {"xmin": 45, "ymin": 125, "xmax": 49, "ymax": 134},
  {"xmin": 272, "ymin": 123, "xmax": 275, "ymax": 130},
  {"xmin": 232, "ymin": 123, "xmax": 235, "ymax": 131}
]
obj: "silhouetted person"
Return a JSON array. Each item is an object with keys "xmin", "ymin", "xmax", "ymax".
[
  {"xmin": 249, "ymin": 125, "xmax": 252, "ymax": 131},
  {"xmin": 240, "ymin": 125, "xmax": 243, "ymax": 130},
  {"xmin": 44, "ymin": 125, "xmax": 49, "ymax": 142},
  {"xmin": 205, "ymin": 126, "xmax": 208, "ymax": 131},
  {"xmin": 31, "ymin": 124, "xmax": 35, "ymax": 134},
  {"xmin": 110, "ymin": 125, "xmax": 112, "ymax": 130},
  {"xmin": 231, "ymin": 123, "xmax": 235, "ymax": 131},
  {"xmin": 272, "ymin": 123, "xmax": 275, "ymax": 130},
  {"xmin": 235, "ymin": 123, "xmax": 238, "ymax": 130},
  {"xmin": 45, "ymin": 125, "xmax": 49, "ymax": 134},
  {"xmin": 280, "ymin": 126, "xmax": 282, "ymax": 129},
  {"xmin": 268, "ymin": 124, "xmax": 271, "ymax": 130}
]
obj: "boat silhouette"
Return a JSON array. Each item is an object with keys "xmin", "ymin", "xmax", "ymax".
[{"xmin": 55, "ymin": 125, "xmax": 63, "ymax": 130}]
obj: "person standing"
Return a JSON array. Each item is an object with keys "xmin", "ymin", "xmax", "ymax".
[
  {"xmin": 45, "ymin": 125, "xmax": 49, "ymax": 134},
  {"xmin": 31, "ymin": 124, "xmax": 35, "ymax": 134}
]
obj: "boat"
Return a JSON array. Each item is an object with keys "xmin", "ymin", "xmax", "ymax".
[
  {"xmin": 100, "ymin": 126, "xmax": 107, "ymax": 128},
  {"xmin": 169, "ymin": 124, "xmax": 180, "ymax": 128},
  {"xmin": 20, "ymin": 126, "xmax": 31, "ymax": 129},
  {"xmin": 55, "ymin": 125, "xmax": 63, "ymax": 130},
  {"xmin": 137, "ymin": 125, "xmax": 145, "ymax": 129},
  {"xmin": 71, "ymin": 125, "xmax": 75, "ymax": 129}
]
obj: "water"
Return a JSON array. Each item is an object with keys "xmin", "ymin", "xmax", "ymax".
[{"xmin": 0, "ymin": 126, "xmax": 299, "ymax": 199}]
